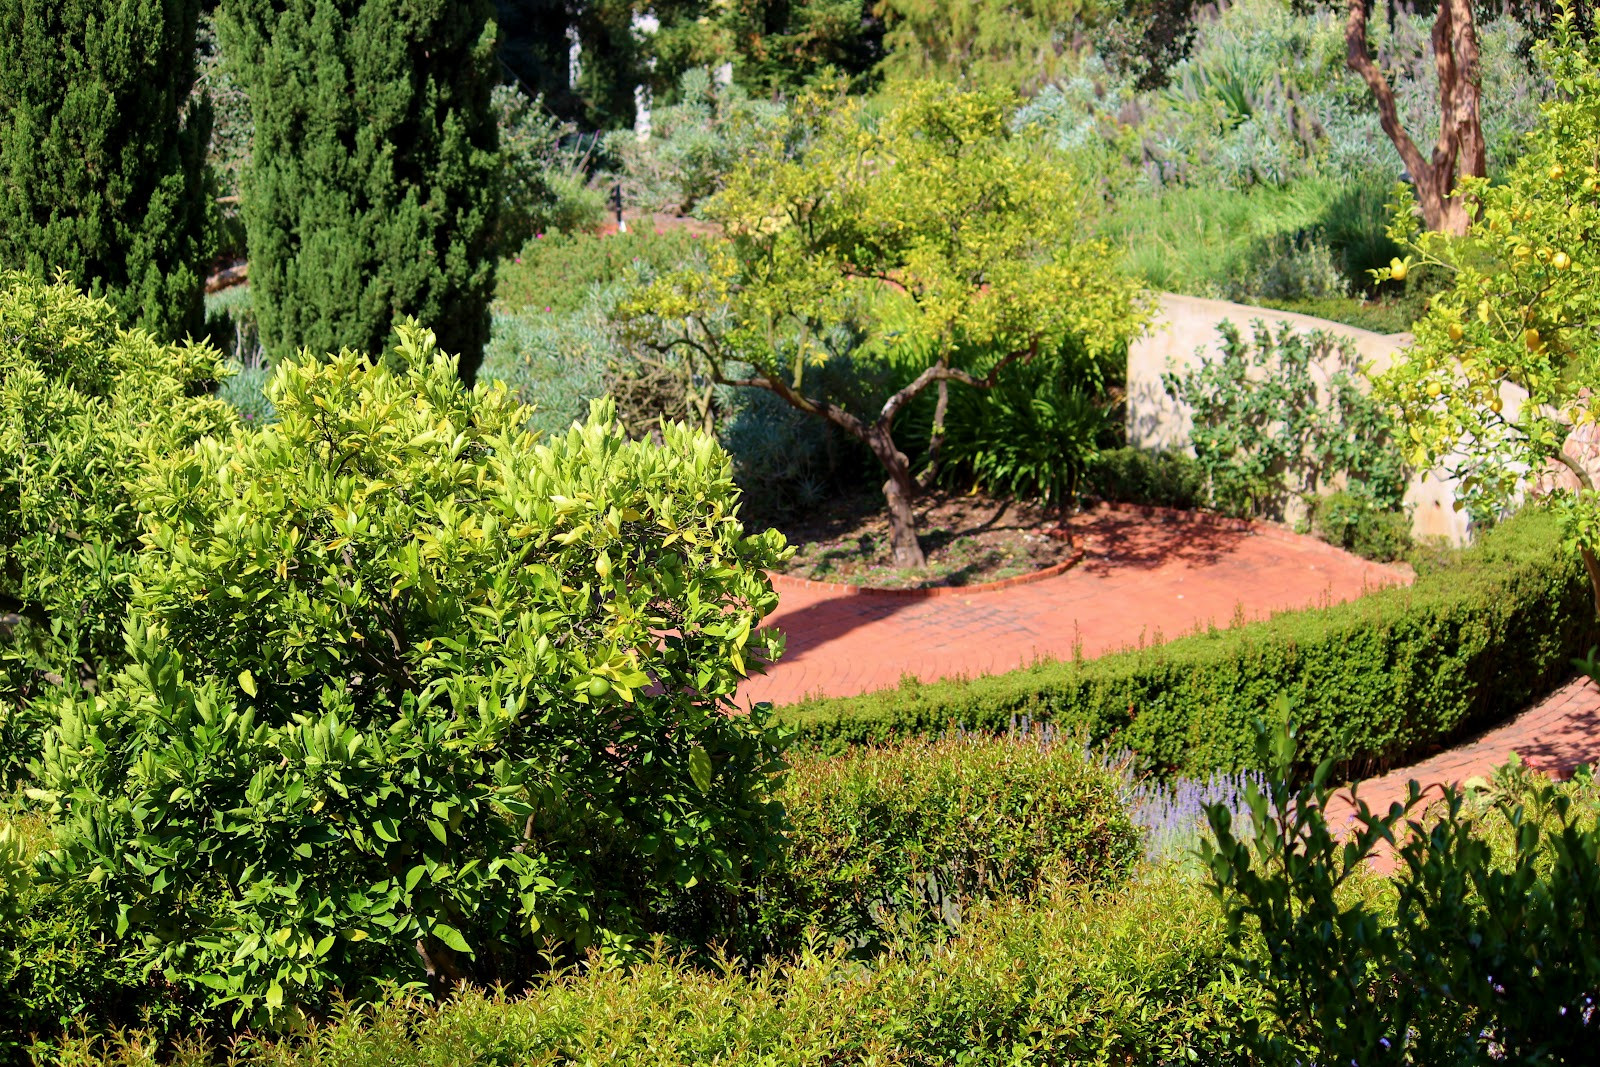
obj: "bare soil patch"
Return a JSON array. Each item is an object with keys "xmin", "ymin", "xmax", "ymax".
[{"xmin": 768, "ymin": 491, "xmax": 1075, "ymax": 590}]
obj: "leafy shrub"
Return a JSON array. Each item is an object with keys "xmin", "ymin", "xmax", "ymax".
[
  {"xmin": 1203, "ymin": 725, "xmax": 1600, "ymax": 1065},
  {"xmin": 30, "ymin": 336, "xmax": 791, "ymax": 1024},
  {"xmin": 938, "ymin": 344, "xmax": 1115, "ymax": 511},
  {"xmin": 756, "ymin": 734, "xmax": 1141, "ymax": 956},
  {"xmin": 1087, "ymin": 446, "xmax": 1205, "ymax": 509},
  {"xmin": 1312, "ymin": 489, "xmax": 1413, "ymax": 563},
  {"xmin": 496, "ymin": 229, "xmax": 704, "ymax": 316},
  {"xmin": 607, "ymin": 68, "xmax": 783, "ymax": 217},
  {"xmin": 1164, "ymin": 320, "xmax": 1407, "ymax": 520},
  {"xmin": 0, "ymin": 273, "xmax": 237, "ymax": 785},
  {"xmin": 45, "ymin": 869, "xmax": 1268, "ymax": 1067},
  {"xmin": 779, "ymin": 509, "xmax": 1597, "ymax": 782},
  {"xmin": 492, "ymin": 84, "xmax": 606, "ymax": 251}
]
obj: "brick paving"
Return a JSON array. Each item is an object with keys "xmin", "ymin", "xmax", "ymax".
[
  {"xmin": 739, "ymin": 504, "xmax": 1408, "ymax": 708},
  {"xmin": 1330, "ymin": 675, "xmax": 1600, "ymax": 819}
]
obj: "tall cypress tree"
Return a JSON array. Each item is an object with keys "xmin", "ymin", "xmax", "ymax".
[
  {"xmin": 0, "ymin": 0, "xmax": 213, "ymax": 340},
  {"xmin": 222, "ymin": 0, "xmax": 500, "ymax": 382}
]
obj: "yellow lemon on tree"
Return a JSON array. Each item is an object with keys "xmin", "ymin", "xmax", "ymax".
[
  {"xmin": 1448, "ymin": 322, "xmax": 1464, "ymax": 341},
  {"xmin": 1426, "ymin": 381, "xmax": 1442, "ymax": 398},
  {"xmin": 1389, "ymin": 257, "xmax": 1408, "ymax": 281},
  {"xmin": 1525, "ymin": 328, "xmax": 1544, "ymax": 352},
  {"xmin": 1554, "ymin": 251, "xmax": 1573, "ymax": 271}
]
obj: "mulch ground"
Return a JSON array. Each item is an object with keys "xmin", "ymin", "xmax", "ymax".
[{"xmin": 770, "ymin": 491, "xmax": 1077, "ymax": 590}]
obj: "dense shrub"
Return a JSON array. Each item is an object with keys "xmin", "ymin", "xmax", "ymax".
[
  {"xmin": 0, "ymin": 0, "xmax": 213, "ymax": 340},
  {"xmin": 41, "ymin": 870, "xmax": 1266, "ymax": 1067},
  {"xmin": 29, "ymin": 341, "xmax": 790, "ymax": 1024},
  {"xmin": 1087, "ymin": 447, "xmax": 1205, "ymax": 509},
  {"xmin": 1312, "ymin": 489, "xmax": 1413, "ymax": 563},
  {"xmin": 778, "ymin": 509, "xmax": 1596, "ymax": 781},
  {"xmin": 0, "ymin": 273, "xmax": 237, "ymax": 786},
  {"xmin": 495, "ymin": 229, "xmax": 704, "ymax": 316},
  {"xmin": 1205, "ymin": 726, "xmax": 1600, "ymax": 1065},
  {"xmin": 492, "ymin": 84, "xmax": 605, "ymax": 252},
  {"xmin": 755, "ymin": 734, "xmax": 1141, "ymax": 956},
  {"xmin": 221, "ymin": 0, "xmax": 501, "ymax": 381},
  {"xmin": 607, "ymin": 68, "xmax": 783, "ymax": 218}
]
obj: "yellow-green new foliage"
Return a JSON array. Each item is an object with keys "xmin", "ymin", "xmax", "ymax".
[
  {"xmin": 31, "ymin": 334, "xmax": 791, "ymax": 1023},
  {"xmin": 623, "ymin": 82, "xmax": 1144, "ymax": 564},
  {"xmin": 0, "ymin": 272, "xmax": 236, "ymax": 783},
  {"xmin": 1375, "ymin": 13, "xmax": 1600, "ymax": 598}
]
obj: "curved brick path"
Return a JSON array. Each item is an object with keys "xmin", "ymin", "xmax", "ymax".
[
  {"xmin": 739, "ymin": 505, "xmax": 1409, "ymax": 708},
  {"xmin": 1335, "ymin": 675, "xmax": 1600, "ymax": 817}
]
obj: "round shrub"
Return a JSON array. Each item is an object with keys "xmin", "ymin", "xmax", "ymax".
[
  {"xmin": 31, "ymin": 330, "xmax": 791, "ymax": 1024},
  {"xmin": 755, "ymin": 733, "xmax": 1142, "ymax": 956}
]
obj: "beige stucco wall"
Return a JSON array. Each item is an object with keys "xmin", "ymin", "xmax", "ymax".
[{"xmin": 1126, "ymin": 292, "xmax": 1491, "ymax": 544}]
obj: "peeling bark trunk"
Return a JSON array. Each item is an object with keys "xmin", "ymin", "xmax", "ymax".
[
  {"xmin": 922, "ymin": 377, "xmax": 950, "ymax": 489},
  {"xmin": 1347, "ymin": 0, "xmax": 1484, "ymax": 236}
]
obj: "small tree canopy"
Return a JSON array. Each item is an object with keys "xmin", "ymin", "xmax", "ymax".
[
  {"xmin": 1376, "ymin": 10, "xmax": 1600, "ymax": 607},
  {"xmin": 622, "ymin": 82, "xmax": 1146, "ymax": 567}
]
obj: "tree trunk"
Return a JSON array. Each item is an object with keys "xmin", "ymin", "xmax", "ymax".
[
  {"xmin": 867, "ymin": 424, "xmax": 927, "ymax": 569},
  {"xmin": 1347, "ymin": 0, "xmax": 1484, "ymax": 237}
]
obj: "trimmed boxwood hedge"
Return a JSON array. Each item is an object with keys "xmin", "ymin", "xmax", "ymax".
[{"xmin": 776, "ymin": 510, "xmax": 1598, "ymax": 780}]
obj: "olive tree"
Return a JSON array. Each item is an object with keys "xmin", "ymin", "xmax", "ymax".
[
  {"xmin": 1376, "ymin": 12, "xmax": 1600, "ymax": 609},
  {"xmin": 32, "ymin": 333, "xmax": 790, "ymax": 1022},
  {"xmin": 620, "ymin": 82, "xmax": 1145, "ymax": 569}
]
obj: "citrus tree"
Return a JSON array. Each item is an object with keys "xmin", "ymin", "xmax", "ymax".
[
  {"xmin": 620, "ymin": 82, "xmax": 1145, "ymax": 568},
  {"xmin": 1375, "ymin": 10, "xmax": 1600, "ymax": 610},
  {"xmin": 31, "ymin": 333, "xmax": 791, "ymax": 1022}
]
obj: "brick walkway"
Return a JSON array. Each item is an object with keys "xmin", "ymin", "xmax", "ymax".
[
  {"xmin": 1333, "ymin": 675, "xmax": 1600, "ymax": 817},
  {"xmin": 739, "ymin": 505, "xmax": 1408, "ymax": 708}
]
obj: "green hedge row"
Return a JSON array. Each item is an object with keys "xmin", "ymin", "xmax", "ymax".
[
  {"xmin": 2, "ymin": 736, "xmax": 1140, "ymax": 1055},
  {"xmin": 776, "ymin": 510, "xmax": 1598, "ymax": 780}
]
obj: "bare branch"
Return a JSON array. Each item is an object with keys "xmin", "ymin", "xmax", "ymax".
[{"xmin": 879, "ymin": 341, "xmax": 1037, "ymax": 424}]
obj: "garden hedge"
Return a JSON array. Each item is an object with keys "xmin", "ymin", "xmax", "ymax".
[{"xmin": 776, "ymin": 510, "xmax": 1598, "ymax": 780}]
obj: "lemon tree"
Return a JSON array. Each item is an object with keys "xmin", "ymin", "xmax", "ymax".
[
  {"xmin": 1376, "ymin": 12, "xmax": 1600, "ymax": 610},
  {"xmin": 620, "ymin": 82, "xmax": 1145, "ymax": 569}
]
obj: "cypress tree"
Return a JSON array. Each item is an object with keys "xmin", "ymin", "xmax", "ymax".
[
  {"xmin": 222, "ymin": 0, "xmax": 500, "ymax": 382},
  {"xmin": 0, "ymin": 0, "xmax": 213, "ymax": 340}
]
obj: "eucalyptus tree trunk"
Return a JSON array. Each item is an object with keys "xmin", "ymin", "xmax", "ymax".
[{"xmin": 1347, "ymin": 0, "xmax": 1485, "ymax": 236}]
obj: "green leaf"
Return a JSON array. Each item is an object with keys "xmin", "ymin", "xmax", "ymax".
[
  {"xmin": 431, "ymin": 922, "xmax": 471, "ymax": 954},
  {"xmin": 239, "ymin": 669, "xmax": 257, "ymax": 697},
  {"xmin": 689, "ymin": 746, "xmax": 713, "ymax": 792}
]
